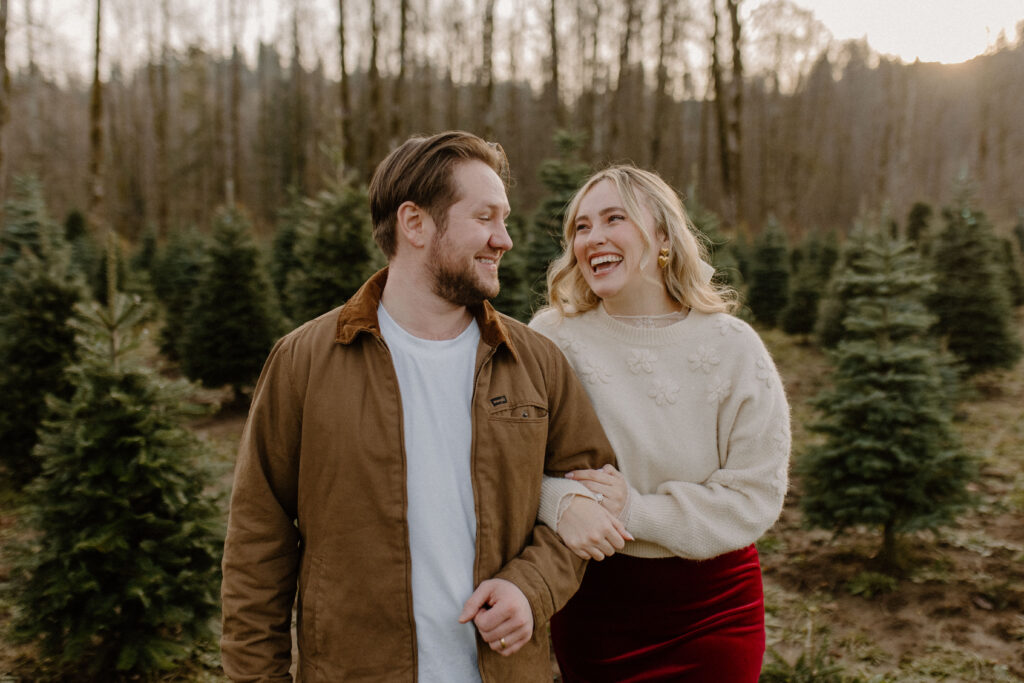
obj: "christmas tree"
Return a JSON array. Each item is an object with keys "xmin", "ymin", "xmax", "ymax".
[
  {"xmin": 815, "ymin": 227, "xmax": 871, "ymax": 349},
  {"xmin": 0, "ymin": 184, "xmax": 86, "ymax": 485},
  {"xmin": 929, "ymin": 192, "xmax": 1022, "ymax": 375},
  {"xmin": 180, "ymin": 207, "xmax": 281, "ymax": 403},
  {"xmin": 524, "ymin": 132, "xmax": 591, "ymax": 313},
  {"xmin": 150, "ymin": 228, "xmax": 208, "ymax": 362},
  {"xmin": 747, "ymin": 216, "xmax": 790, "ymax": 327},
  {"xmin": 781, "ymin": 232, "xmax": 837, "ymax": 339},
  {"xmin": 283, "ymin": 181, "xmax": 381, "ymax": 323},
  {"xmin": 799, "ymin": 230, "xmax": 975, "ymax": 570},
  {"xmin": 11, "ymin": 293, "xmax": 223, "ymax": 679}
]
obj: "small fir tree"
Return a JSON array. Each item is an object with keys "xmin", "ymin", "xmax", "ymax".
[
  {"xmin": 929, "ymin": 194, "xmax": 1022, "ymax": 375},
  {"xmin": 269, "ymin": 194, "xmax": 305, "ymax": 307},
  {"xmin": 283, "ymin": 181, "xmax": 380, "ymax": 323},
  {"xmin": 524, "ymin": 132, "xmax": 591, "ymax": 313},
  {"xmin": 996, "ymin": 236, "xmax": 1024, "ymax": 307},
  {"xmin": 815, "ymin": 227, "xmax": 871, "ymax": 349},
  {"xmin": 747, "ymin": 217, "xmax": 790, "ymax": 327},
  {"xmin": 798, "ymin": 231, "xmax": 975, "ymax": 570},
  {"xmin": 150, "ymin": 228, "xmax": 207, "ymax": 361},
  {"xmin": 181, "ymin": 206, "xmax": 281, "ymax": 402},
  {"xmin": 905, "ymin": 201, "xmax": 933, "ymax": 248},
  {"xmin": 781, "ymin": 233, "xmax": 836, "ymax": 339},
  {"xmin": 489, "ymin": 212, "xmax": 532, "ymax": 321},
  {"xmin": 10, "ymin": 293, "xmax": 223, "ymax": 680},
  {"xmin": 1, "ymin": 176, "xmax": 63, "ymax": 279},
  {"xmin": 65, "ymin": 208, "xmax": 102, "ymax": 285},
  {"xmin": 0, "ymin": 196, "xmax": 86, "ymax": 485},
  {"xmin": 687, "ymin": 190, "xmax": 744, "ymax": 290}
]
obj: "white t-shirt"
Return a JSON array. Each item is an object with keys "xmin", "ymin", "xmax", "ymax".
[{"xmin": 378, "ymin": 303, "xmax": 481, "ymax": 683}]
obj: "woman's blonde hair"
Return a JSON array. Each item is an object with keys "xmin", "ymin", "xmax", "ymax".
[{"xmin": 545, "ymin": 165, "xmax": 737, "ymax": 317}]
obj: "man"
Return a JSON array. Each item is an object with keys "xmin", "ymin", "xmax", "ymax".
[{"xmin": 220, "ymin": 131, "xmax": 621, "ymax": 682}]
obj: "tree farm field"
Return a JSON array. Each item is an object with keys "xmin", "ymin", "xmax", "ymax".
[{"xmin": 1, "ymin": 313, "xmax": 1022, "ymax": 682}]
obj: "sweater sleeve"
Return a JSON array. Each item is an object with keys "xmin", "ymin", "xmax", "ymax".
[
  {"xmin": 624, "ymin": 330, "xmax": 791, "ymax": 560},
  {"xmin": 538, "ymin": 475, "xmax": 598, "ymax": 529}
]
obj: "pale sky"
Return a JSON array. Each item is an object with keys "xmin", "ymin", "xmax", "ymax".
[
  {"xmin": 797, "ymin": 0, "xmax": 1024, "ymax": 63},
  {"xmin": 10, "ymin": 0, "xmax": 1024, "ymax": 82}
]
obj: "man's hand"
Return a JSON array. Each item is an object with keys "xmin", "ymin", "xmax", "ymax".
[
  {"xmin": 566, "ymin": 464, "xmax": 629, "ymax": 518},
  {"xmin": 458, "ymin": 578, "xmax": 533, "ymax": 656},
  {"xmin": 557, "ymin": 496, "xmax": 632, "ymax": 560}
]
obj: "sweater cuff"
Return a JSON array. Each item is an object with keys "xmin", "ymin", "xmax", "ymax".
[{"xmin": 538, "ymin": 476, "xmax": 597, "ymax": 529}]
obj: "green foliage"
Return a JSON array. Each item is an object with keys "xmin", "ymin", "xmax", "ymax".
[
  {"xmin": 181, "ymin": 207, "xmax": 281, "ymax": 398},
  {"xmin": 748, "ymin": 217, "xmax": 790, "ymax": 328},
  {"xmin": 929, "ymin": 194, "xmax": 1022, "ymax": 375},
  {"xmin": 798, "ymin": 230, "xmax": 976, "ymax": 569},
  {"xmin": 65, "ymin": 208, "xmax": 102, "ymax": 286},
  {"xmin": 905, "ymin": 202, "xmax": 933, "ymax": 247},
  {"xmin": 760, "ymin": 641, "xmax": 847, "ymax": 683},
  {"xmin": 846, "ymin": 571, "xmax": 899, "ymax": 598},
  {"xmin": 995, "ymin": 236, "xmax": 1024, "ymax": 307},
  {"xmin": 150, "ymin": 228, "xmax": 208, "ymax": 361},
  {"xmin": 489, "ymin": 212, "xmax": 533, "ymax": 321},
  {"xmin": 782, "ymin": 232, "xmax": 838, "ymax": 337},
  {"xmin": 131, "ymin": 225, "xmax": 159, "ymax": 274},
  {"xmin": 523, "ymin": 131, "xmax": 591, "ymax": 313},
  {"xmin": 687, "ymin": 190, "xmax": 745, "ymax": 290},
  {"xmin": 269, "ymin": 193, "xmax": 304, "ymax": 302},
  {"xmin": 816, "ymin": 228, "xmax": 871, "ymax": 349},
  {"xmin": 283, "ymin": 181, "xmax": 381, "ymax": 324},
  {"xmin": 1, "ymin": 176, "xmax": 64, "ymax": 279},
  {"xmin": 9, "ymin": 294, "xmax": 223, "ymax": 681},
  {"xmin": 0, "ymin": 189, "xmax": 87, "ymax": 485}
]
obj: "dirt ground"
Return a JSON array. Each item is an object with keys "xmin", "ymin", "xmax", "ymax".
[{"xmin": 1, "ymin": 317, "xmax": 1022, "ymax": 682}]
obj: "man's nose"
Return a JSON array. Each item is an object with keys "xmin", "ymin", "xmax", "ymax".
[{"xmin": 492, "ymin": 222, "xmax": 513, "ymax": 251}]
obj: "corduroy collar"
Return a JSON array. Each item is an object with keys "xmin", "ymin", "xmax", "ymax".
[{"xmin": 334, "ymin": 267, "xmax": 520, "ymax": 362}]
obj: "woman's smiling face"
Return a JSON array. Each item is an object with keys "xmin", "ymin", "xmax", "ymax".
[{"xmin": 571, "ymin": 179, "xmax": 668, "ymax": 314}]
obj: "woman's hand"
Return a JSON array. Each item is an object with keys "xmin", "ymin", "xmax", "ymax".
[
  {"xmin": 557, "ymin": 496, "xmax": 633, "ymax": 561},
  {"xmin": 566, "ymin": 464, "xmax": 629, "ymax": 519}
]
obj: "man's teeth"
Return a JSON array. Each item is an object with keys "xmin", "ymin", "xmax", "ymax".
[{"xmin": 590, "ymin": 255, "xmax": 622, "ymax": 268}]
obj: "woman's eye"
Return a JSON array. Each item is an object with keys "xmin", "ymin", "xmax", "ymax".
[
  {"xmin": 575, "ymin": 224, "xmax": 590, "ymax": 232},
  {"xmin": 609, "ymin": 214, "xmax": 625, "ymax": 222}
]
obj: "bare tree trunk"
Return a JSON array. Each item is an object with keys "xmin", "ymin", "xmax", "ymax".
[
  {"xmin": 609, "ymin": 0, "xmax": 640, "ymax": 157},
  {"xmin": 366, "ymin": 0, "xmax": 382, "ymax": 175},
  {"xmin": 291, "ymin": 1, "xmax": 307, "ymax": 191},
  {"xmin": 390, "ymin": 0, "xmax": 408, "ymax": 146},
  {"xmin": 546, "ymin": 0, "xmax": 563, "ymax": 129},
  {"xmin": 88, "ymin": 0, "xmax": 104, "ymax": 225},
  {"xmin": 147, "ymin": 0, "xmax": 170, "ymax": 237},
  {"xmin": 337, "ymin": 0, "xmax": 352, "ymax": 168},
  {"xmin": 479, "ymin": 0, "xmax": 496, "ymax": 139},
  {"xmin": 445, "ymin": 8, "xmax": 462, "ymax": 128},
  {"xmin": 0, "ymin": 0, "xmax": 9, "ymax": 206},
  {"xmin": 224, "ymin": 0, "xmax": 241, "ymax": 207},
  {"xmin": 726, "ymin": 0, "xmax": 743, "ymax": 223},
  {"xmin": 649, "ymin": 0, "xmax": 673, "ymax": 167}
]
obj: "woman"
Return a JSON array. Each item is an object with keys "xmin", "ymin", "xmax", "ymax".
[{"xmin": 532, "ymin": 166, "xmax": 790, "ymax": 682}]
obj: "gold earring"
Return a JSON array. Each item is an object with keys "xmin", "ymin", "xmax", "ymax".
[{"xmin": 657, "ymin": 247, "xmax": 670, "ymax": 270}]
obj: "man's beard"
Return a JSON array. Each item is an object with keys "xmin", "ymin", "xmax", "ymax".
[{"xmin": 428, "ymin": 232, "xmax": 500, "ymax": 307}]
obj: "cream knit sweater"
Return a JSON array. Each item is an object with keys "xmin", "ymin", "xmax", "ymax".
[{"xmin": 532, "ymin": 305, "xmax": 790, "ymax": 560}]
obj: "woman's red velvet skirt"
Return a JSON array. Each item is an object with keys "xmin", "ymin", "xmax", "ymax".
[{"xmin": 551, "ymin": 545, "xmax": 765, "ymax": 682}]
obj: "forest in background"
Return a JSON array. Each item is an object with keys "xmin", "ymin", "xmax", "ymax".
[{"xmin": 1, "ymin": 0, "xmax": 1023, "ymax": 243}]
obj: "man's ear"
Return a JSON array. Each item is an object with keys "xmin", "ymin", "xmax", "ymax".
[{"xmin": 396, "ymin": 201, "xmax": 431, "ymax": 249}]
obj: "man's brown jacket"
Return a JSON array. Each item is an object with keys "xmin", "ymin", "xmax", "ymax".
[{"xmin": 220, "ymin": 269, "xmax": 616, "ymax": 682}]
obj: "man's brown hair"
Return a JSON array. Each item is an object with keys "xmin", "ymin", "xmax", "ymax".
[{"xmin": 369, "ymin": 130, "xmax": 509, "ymax": 258}]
